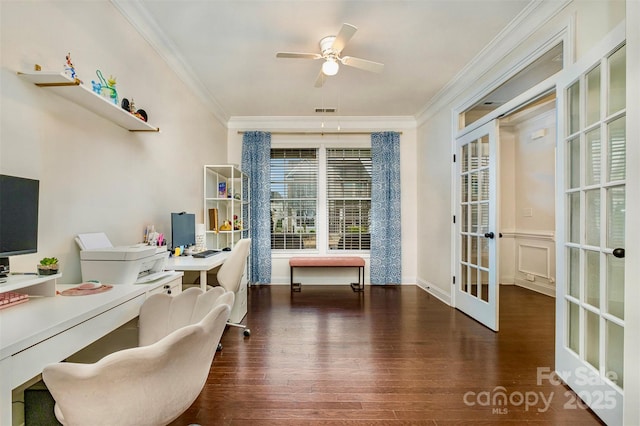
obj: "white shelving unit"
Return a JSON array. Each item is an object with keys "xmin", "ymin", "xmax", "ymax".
[
  {"xmin": 203, "ymin": 165, "xmax": 249, "ymax": 250},
  {"xmin": 0, "ymin": 273, "xmax": 62, "ymax": 297},
  {"xmin": 18, "ymin": 70, "xmax": 159, "ymax": 132}
]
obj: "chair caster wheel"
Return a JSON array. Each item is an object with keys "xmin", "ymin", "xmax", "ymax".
[
  {"xmin": 243, "ymin": 329, "xmax": 251, "ymax": 337},
  {"xmin": 217, "ymin": 343, "xmax": 223, "ymax": 351}
]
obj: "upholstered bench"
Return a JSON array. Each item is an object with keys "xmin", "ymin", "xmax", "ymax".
[{"xmin": 289, "ymin": 256, "xmax": 365, "ymax": 293}]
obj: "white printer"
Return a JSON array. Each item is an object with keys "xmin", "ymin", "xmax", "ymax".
[{"xmin": 76, "ymin": 233, "xmax": 170, "ymax": 284}]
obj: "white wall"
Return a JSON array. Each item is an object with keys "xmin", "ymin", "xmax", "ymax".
[
  {"xmin": 416, "ymin": 0, "xmax": 625, "ymax": 303},
  {"xmin": 0, "ymin": 1, "xmax": 227, "ymax": 282},
  {"xmin": 500, "ymin": 108, "xmax": 556, "ymax": 296},
  {"xmin": 226, "ymin": 117, "xmax": 418, "ymax": 285}
]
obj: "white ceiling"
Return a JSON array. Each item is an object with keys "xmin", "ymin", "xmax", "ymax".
[{"xmin": 114, "ymin": 0, "xmax": 533, "ymax": 122}]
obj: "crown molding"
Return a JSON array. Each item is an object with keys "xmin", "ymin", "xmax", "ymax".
[
  {"xmin": 415, "ymin": 0, "xmax": 572, "ymax": 126},
  {"xmin": 110, "ymin": 0, "xmax": 229, "ymax": 126}
]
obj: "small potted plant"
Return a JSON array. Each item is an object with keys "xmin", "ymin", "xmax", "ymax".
[{"xmin": 38, "ymin": 257, "xmax": 59, "ymax": 275}]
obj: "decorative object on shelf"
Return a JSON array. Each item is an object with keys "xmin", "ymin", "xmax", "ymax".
[
  {"xmin": 218, "ymin": 182, "xmax": 227, "ymax": 198},
  {"xmin": 96, "ymin": 70, "xmax": 118, "ymax": 105},
  {"xmin": 90, "ymin": 80, "xmax": 101, "ymax": 95},
  {"xmin": 135, "ymin": 109, "xmax": 148, "ymax": 122},
  {"xmin": 208, "ymin": 208, "xmax": 219, "ymax": 232},
  {"xmin": 219, "ymin": 220, "xmax": 232, "ymax": 231},
  {"xmin": 233, "ymin": 215, "xmax": 242, "ymax": 230},
  {"xmin": 37, "ymin": 257, "xmax": 59, "ymax": 276},
  {"xmin": 121, "ymin": 98, "xmax": 148, "ymax": 122},
  {"xmin": 64, "ymin": 52, "xmax": 78, "ymax": 81}
]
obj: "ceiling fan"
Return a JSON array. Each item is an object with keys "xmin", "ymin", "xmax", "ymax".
[{"xmin": 276, "ymin": 23, "xmax": 384, "ymax": 87}]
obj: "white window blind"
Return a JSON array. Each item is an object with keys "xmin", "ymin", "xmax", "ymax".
[
  {"xmin": 270, "ymin": 149, "xmax": 318, "ymax": 250},
  {"xmin": 327, "ymin": 148, "xmax": 371, "ymax": 250}
]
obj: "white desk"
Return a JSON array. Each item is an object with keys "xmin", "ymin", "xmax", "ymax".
[
  {"xmin": 166, "ymin": 252, "xmax": 229, "ymax": 290},
  {"xmin": 0, "ymin": 272, "xmax": 183, "ymax": 425}
]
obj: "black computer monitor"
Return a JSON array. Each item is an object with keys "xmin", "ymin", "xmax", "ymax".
[
  {"xmin": 0, "ymin": 175, "xmax": 40, "ymax": 276},
  {"xmin": 170, "ymin": 212, "xmax": 196, "ymax": 250}
]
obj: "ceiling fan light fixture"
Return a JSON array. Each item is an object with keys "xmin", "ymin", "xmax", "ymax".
[{"xmin": 322, "ymin": 58, "xmax": 339, "ymax": 76}]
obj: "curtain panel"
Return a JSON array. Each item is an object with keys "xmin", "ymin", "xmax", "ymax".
[
  {"xmin": 370, "ymin": 131, "xmax": 401, "ymax": 284},
  {"xmin": 241, "ymin": 131, "xmax": 272, "ymax": 284}
]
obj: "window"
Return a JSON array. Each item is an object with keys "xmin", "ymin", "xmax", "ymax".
[
  {"xmin": 270, "ymin": 147, "xmax": 372, "ymax": 251},
  {"xmin": 327, "ymin": 148, "xmax": 371, "ymax": 250},
  {"xmin": 270, "ymin": 149, "xmax": 318, "ymax": 250}
]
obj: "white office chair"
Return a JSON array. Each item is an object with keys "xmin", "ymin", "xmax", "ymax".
[
  {"xmin": 42, "ymin": 288, "xmax": 233, "ymax": 426},
  {"xmin": 217, "ymin": 238, "xmax": 251, "ymax": 336}
]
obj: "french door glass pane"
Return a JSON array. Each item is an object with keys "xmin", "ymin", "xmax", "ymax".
[
  {"xmin": 480, "ymin": 237, "xmax": 489, "ymax": 269},
  {"xmin": 607, "ymin": 116, "xmax": 626, "ymax": 182},
  {"xmin": 462, "ymin": 205, "xmax": 469, "ymax": 232},
  {"xmin": 569, "ymin": 247, "xmax": 580, "ymax": 298},
  {"xmin": 585, "ymin": 128, "xmax": 601, "ymax": 185},
  {"xmin": 479, "ymin": 203, "xmax": 489, "ymax": 235},
  {"xmin": 585, "ymin": 189, "xmax": 600, "ymax": 246},
  {"xmin": 586, "ymin": 309, "xmax": 600, "ymax": 369},
  {"xmin": 569, "ymin": 137, "xmax": 580, "ymax": 188},
  {"xmin": 569, "ymin": 301, "xmax": 580, "ymax": 354},
  {"xmin": 585, "ymin": 250, "xmax": 600, "ymax": 308},
  {"xmin": 608, "ymin": 45, "xmax": 626, "ymax": 115},
  {"xmin": 470, "ymin": 266, "xmax": 478, "ymax": 297},
  {"xmin": 606, "ymin": 320, "xmax": 624, "ymax": 389},
  {"xmin": 461, "ymin": 174, "xmax": 469, "ymax": 202},
  {"xmin": 461, "ymin": 235, "xmax": 468, "ymax": 263},
  {"xmin": 471, "ymin": 236, "xmax": 478, "ymax": 265},
  {"xmin": 480, "ymin": 169, "xmax": 489, "ymax": 201},
  {"xmin": 607, "ymin": 186, "xmax": 625, "ymax": 248},
  {"xmin": 607, "ymin": 254, "xmax": 624, "ymax": 319},
  {"xmin": 586, "ymin": 65, "xmax": 601, "ymax": 126},
  {"xmin": 479, "ymin": 136, "xmax": 489, "ymax": 166},
  {"xmin": 461, "ymin": 264, "xmax": 468, "ymax": 292},
  {"xmin": 568, "ymin": 81, "xmax": 580, "ymax": 135},
  {"xmin": 569, "ymin": 192, "xmax": 580, "ymax": 243},
  {"xmin": 462, "ymin": 144, "xmax": 470, "ymax": 172},
  {"xmin": 471, "ymin": 172, "xmax": 479, "ymax": 202},
  {"xmin": 480, "ymin": 270, "xmax": 489, "ymax": 302},
  {"xmin": 470, "ymin": 204, "xmax": 478, "ymax": 233}
]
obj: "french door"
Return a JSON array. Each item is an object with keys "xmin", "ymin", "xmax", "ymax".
[
  {"xmin": 455, "ymin": 121, "xmax": 499, "ymax": 331},
  {"xmin": 555, "ymin": 26, "xmax": 626, "ymax": 425}
]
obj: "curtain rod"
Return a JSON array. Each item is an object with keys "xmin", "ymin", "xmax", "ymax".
[{"xmin": 236, "ymin": 131, "xmax": 402, "ymax": 136}]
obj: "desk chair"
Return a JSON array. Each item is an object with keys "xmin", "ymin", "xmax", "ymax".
[
  {"xmin": 42, "ymin": 288, "xmax": 233, "ymax": 426},
  {"xmin": 217, "ymin": 238, "xmax": 251, "ymax": 336}
]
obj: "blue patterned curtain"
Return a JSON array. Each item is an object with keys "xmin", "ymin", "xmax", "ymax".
[
  {"xmin": 370, "ymin": 131, "xmax": 401, "ymax": 284},
  {"xmin": 241, "ymin": 131, "xmax": 271, "ymax": 284}
]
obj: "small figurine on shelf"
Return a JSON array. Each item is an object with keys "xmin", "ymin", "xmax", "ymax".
[
  {"xmin": 64, "ymin": 52, "xmax": 78, "ymax": 80},
  {"xmin": 96, "ymin": 70, "xmax": 118, "ymax": 105},
  {"xmin": 90, "ymin": 80, "xmax": 102, "ymax": 95}
]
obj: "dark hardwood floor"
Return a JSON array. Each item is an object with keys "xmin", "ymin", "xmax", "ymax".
[{"xmin": 171, "ymin": 285, "xmax": 603, "ymax": 425}]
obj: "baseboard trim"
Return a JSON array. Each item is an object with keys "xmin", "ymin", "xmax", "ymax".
[
  {"xmin": 417, "ymin": 278, "xmax": 452, "ymax": 306},
  {"xmin": 514, "ymin": 278, "xmax": 555, "ymax": 297}
]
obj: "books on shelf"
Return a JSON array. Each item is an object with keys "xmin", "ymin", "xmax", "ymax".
[{"xmin": 208, "ymin": 208, "xmax": 219, "ymax": 232}]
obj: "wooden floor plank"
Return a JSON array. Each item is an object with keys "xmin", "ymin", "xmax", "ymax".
[{"xmin": 170, "ymin": 285, "xmax": 603, "ymax": 425}]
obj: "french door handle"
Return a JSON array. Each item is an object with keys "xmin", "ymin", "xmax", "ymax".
[
  {"xmin": 484, "ymin": 232, "xmax": 495, "ymax": 239},
  {"xmin": 612, "ymin": 248, "xmax": 625, "ymax": 259}
]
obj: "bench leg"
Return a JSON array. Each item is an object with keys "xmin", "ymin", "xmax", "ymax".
[
  {"xmin": 350, "ymin": 266, "xmax": 365, "ymax": 293},
  {"xmin": 290, "ymin": 266, "xmax": 301, "ymax": 292}
]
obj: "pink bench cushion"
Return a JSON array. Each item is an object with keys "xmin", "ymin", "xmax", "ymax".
[{"xmin": 289, "ymin": 257, "xmax": 365, "ymax": 267}]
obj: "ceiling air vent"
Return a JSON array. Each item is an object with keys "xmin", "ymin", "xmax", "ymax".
[{"xmin": 315, "ymin": 108, "xmax": 336, "ymax": 113}]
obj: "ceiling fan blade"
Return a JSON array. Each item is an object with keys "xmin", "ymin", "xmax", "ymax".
[
  {"xmin": 276, "ymin": 52, "xmax": 322, "ymax": 60},
  {"xmin": 314, "ymin": 71, "xmax": 326, "ymax": 88},
  {"xmin": 331, "ymin": 23, "xmax": 357, "ymax": 54},
  {"xmin": 341, "ymin": 56, "xmax": 384, "ymax": 73}
]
